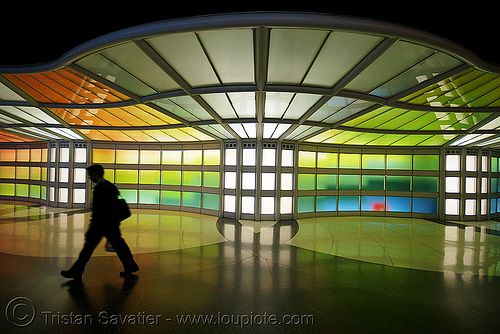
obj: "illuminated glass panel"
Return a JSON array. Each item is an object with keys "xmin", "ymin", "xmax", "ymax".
[
  {"xmin": 465, "ymin": 199, "xmax": 476, "ymax": 215},
  {"xmin": 298, "ymin": 196, "xmax": 315, "ymax": 213},
  {"xmin": 339, "ymin": 175, "xmax": 359, "ymax": 190},
  {"xmin": 317, "ymin": 152, "xmax": 338, "ymax": 168},
  {"xmin": 203, "ymin": 172, "xmax": 220, "ymax": 188},
  {"xmin": 361, "ymin": 175, "xmax": 384, "ymax": 190},
  {"xmin": 386, "ymin": 155, "xmax": 411, "ymax": 170},
  {"xmin": 183, "ymin": 171, "xmax": 202, "ymax": 187},
  {"xmin": 491, "ymin": 178, "xmax": 498, "ymax": 193},
  {"xmin": 317, "ymin": 174, "xmax": 337, "ymax": 190},
  {"xmin": 17, "ymin": 149, "xmax": 29, "ymax": 162},
  {"xmin": 362, "ymin": 155, "xmax": 385, "ymax": 169},
  {"xmin": 74, "ymin": 148, "xmax": 87, "ymax": 163},
  {"xmin": 162, "ymin": 150, "xmax": 182, "ymax": 165},
  {"xmin": 242, "ymin": 148, "xmax": 256, "ymax": 166},
  {"xmin": 224, "ymin": 172, "xmax": 236, "ymax": 189},
  {"xmin": 491, "ymin": 198, "xmax": 497, "ymax": 214},
  {"xmin": 60, "ymin": 148, "xmax": 70, "ymax": 163},
  {"xmin": 120, "ymin": 189, "xmax": 138, "ymax": 204},
  {"xmin": 0, "ymin": 149, "xmax": 16, "ymax": 162},
  {"xmin": 413, "ymin": 198, "xmax": 438, "ymax": 214},
  {"xmin": 59, "ymin": 188, "xmax": 68, "ymax": 203},
  {"xmin": 116, "ymin": 150, "xmax": 139, "ymax": 164},
  {"xmin": 30, "ymin": 185, "xmax": 41, "ymax": 199},
  {"xmin": 282, "ymin": 150, "xmax": 294, "ymax": 167},
  {"xmin": 465, "ymin": 177, "xmax": 477, "ymax": 194},
  {"xmin": 466, "ymin": 155, "xmax": 477, "ymax": 171},
  {"xmin": 204, "ymin": 150, "xmax": 220, "ymax": 165},
  {"xmin": 241, "ymin": 196, "xmax": 255, "ymax": 214},
  {"xmin": 298, "ymin": 151, "xmax": 316, "ymax": 168},
  {"xmin": 104, "ymin": 169, "xmax": 114, "ymax": 183},
  {"xmin": 262, "ymin": 149, "xmax": 276, "ymax": 167},
  {"xmin": 445, "ymin": 177, "xmax": 460, "ymax": 193},
  {"xmin": 261, "ymin": 197, "xmax": 275, "ymax": 214},
  {"xmin": 0, "ymin": 183, "xmax": 15, "ymax": 196},
  {"xmin": 73, "ymin": 189, "xmax": 86, "ymax": 204},
  {"xmin": 16, "ymin": 167, "xmax": 29, "ymax": 180},
  {"xmin": 59, "ymin": 168, "xmax": 69, "ymax": 183},
  {"xmin": 203, "ymin": 193, "xmax": 219, "ymax": 211},
  {"xmin": 115, "ymin": 170, "xmax": 139, "ymax": 184},
  {"xmin": 281, "ymin": 173, "xmax": 293, "ymax": 191},
  {"xmin": 413, "ymin": 155, "xmax": 439, "ymax": 170},
  {"xmin": 161, "ymin": 171, "xmax": 181, "ymax": 186},
  {"xmin": 298, "ymin": 174, "xmax": 315, "ymax": 190},
  {"xmin": 242, "ymin": 173, "xmax": 256, "ymax": 190},
  {"xmin": 317, "ymin": 196, "xmax": 337, "ymax": 212},
  {"xmin": 225, "ymin": 149, "xmax": 237, "ymax": 166},
  {"xmin": 74, "ymin": 168, "xmax": 86, "ymax": 183},
  {"xmin": 386, "ymin": 176, "xmax": 411, "ymax": 191},
  {"xmin": 140, "ymin": 170, "xmax": 161, "ymax": 185},
  {"xmin": 16, "ymin": 184, "xmax": 28, "ymax": 197},
  {"xmin": 0, "ymin": 166, "xmax": 15, "ymax": 178},
  {"xmin": 338, "ymin": 196, "xmax": 359, "ymax": 211},
  {"xmin": 93, "ymin": 149, "xmax": 115, "ymax": 164},
  {"xmin": 492, "ymin": 156, "xmax": 498, "ymax": 173},
  {"xmin": 413, "ymin": 177, "xmax": 438, "ymax": 192},
  {"xmin": 446, "ymin": 155, "xmax": 460, "ymax": 171},
  {"xmin": 224, "ymin": 195, "xmax": 236, "ymax": 213},
  {"xmin": 30, "ymin": 149, "xmax": 41, "ymax": 162},
  {"xmin": 280, "ymin": 197, "xmax": 293, "ymax": 214},
  {"xmin": 182, "ymin": 191, "xmax": 201, "ymax": 208},
  {"xmin": 140, "ymin": 151, "xmax": 161, "ymax": 164},
  {"xmin": 386, "ymin": 196, "xmax": 411, "ymax": 212},
  {"xmin": 339, "ymin": 153, "xmax": 360, "ymax": 169},
  {"xmin": 161, "ymin": 191, "xmax": 181, "ymax": 206},
  {"xmin": 261, "ymin": 173, "xmax": 275, "ymax": 191},
  {"xmin": 139, "ymin": 190, "xmax": 160, "ymax": 205},
  {"xmin": 361, "ymin": 196, "xmax": 385, "ymax": 211}
]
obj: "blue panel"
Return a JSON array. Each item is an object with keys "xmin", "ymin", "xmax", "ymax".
[
  {"xmin": 298, "ymin": 196, "xmax": 315, "ymax": 213},
  {"xmin": 316, "ymin": 196, "xmax": 337, "ymax": 212},
  {"xmin": 386, "ymin": 196, "xmax": 411, "ymax": 212},
  {"xmin": 412, "ymin": 197, "xmax": 438, "ymax": 214},
  {"xmin": 491, "ymin": 198, "xmax": 497, "ymax": 214},
  {"xmin": 361, "ymin": 196, "xmax": 385, "ymax": 211},
  {"xmin": 338, "ymin": 196, "xmax": 359, "ymax": 211}
]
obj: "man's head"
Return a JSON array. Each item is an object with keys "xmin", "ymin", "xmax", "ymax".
[{"xmin": 86, "ymin": 164, "xmax": 105, "ymax": 183}]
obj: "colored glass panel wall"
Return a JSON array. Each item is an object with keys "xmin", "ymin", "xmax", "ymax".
[
  {"xmin": 413, "ymin": 155, "xmax": 439, "ymax": 170},
  {"xmin": 338, "ymin": 196, "xmax": 359, "ymax": 211},
  {"xmin": 339, "ymin": 153, "xmax": 360, "ymax": 168},
  {"xmin": 161, "ymin": 191, "xmax": 181, "ymax": 206},
  {"xmin": 362, "ymin": 154, "xmax": 385, "ymax": 169},
  {"xmin": 386, "ymin": 176, "xmax": 411, "ymax": 191},
  {"xmin": 183, "ymin": 171, "xmax": 202, "ymax": 186},
  {"xmin": 116, "ymin": 150, "xmax": 139, "ymax": 164},
  {"xmin": 162, "ymin": 171, "xmax": 181, "ymax": 185},
  {"xmin": 317, "ymin": 174, "xmax": 337, "ymax": 190},
  {"xmin": 183, "ymin": 192, "xmax": 202, "ymax": 208},
  {"xmin": 93, "ymin": 149, "xmax": 115, "ymax": 164},
  {"xmin": 204, "ymin": 149, "xmax": 221, "ymax": 165},
  {"xmin": 203, "ymin": 193, "xmax": 219, "ymax": 210},
  {"xmin": 413, "ymin": 197, "xmax": 438, "ymax": 214},
  {"xmin": 298, "ymin": 174, "xmax": 316, "ymax": 190},
  {"xmin": 413, "ymin": 176, "xmax": 438, "ymax": 192},
  {"xmin": 139, "ymin": 170, "xmax": 161, "ymax": 184},
  {"xmin": 298, "ymin": 151, "xmax": 316, "ymax": 168},
  {"xmin": 298, "ymin": 196, "xmax": 315, "ymax": 213},
  {"xmin": 203, "ymin": 172, "xmax": 220, "ymax": 188},
  {"xmin": 386, "ymin": 196, "xmax": 411, "ymax": 212},
  {"xmin": 339, "ymin": 175, "xmax": 360, "ymax": 190},
  {"xmin": 317, "ymin": 152, "xmax": 337, "ymax": 168},
  {"xmin": 183, "ymin": 150, "xmax": 202, "ymax": 165},
  {"xmin": 361, "ymin": 175, "xmax": 384, "ymax": 190},
  {"xmin": 361, "ymin": 196, "xmax": 385, "ymax": 211},
  {"xmin": 316, "ymin": 196, "xmax": 337, "ymax": 211},
  {"xmin": 139, "ymin": 190, "xmax": 160, "ymax": 204},
  {"xmin": 386, "ymin": 155, "xmax": 411, "ymax": 170},
  {"xmin": 115, "ymin": 170, "xmax": 139, "ymax": 184}
]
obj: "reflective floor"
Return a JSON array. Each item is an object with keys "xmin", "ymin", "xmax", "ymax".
[{"xmin": 1, "ymin": 201, "xmax": 500, "ymax": 333}]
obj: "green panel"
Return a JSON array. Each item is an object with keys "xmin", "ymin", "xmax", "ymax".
[
  {"xmin": 202, "ymin": 193, "xmax": 219, "ymax": 210},
  {"xmin": 203, "ymin": 172, "xmax": 220, "ymax": 188},
  {"xmin": 316, "ymin": 196, "xmax": 337, "ymax": 211},
  {"xmin": 120, "ymin": 189, "xmax": 138, "ymax": 204},
  {"xmin": 317, "ymin": 152, "xmax": 337, "ymax": 168},
  {"xmin": 104, "ymin": 169, "xmax": 115, "ymax": 183},
  {"xmin": 115, "ymin": 170, "xmax": 139, "ymax": 184},
  {"xmin": 161, "ymin": 171, "xmax": 181, "ymax": 185},
  {"xmin": 161, "ymin": 190, "xmax": 181, "ymax": 206},
  {"xmin": 391, "ymin": 135, "xmax": 431, "ymax": 146},
  {"xmin": 182, "ymin": 192, "xmax": 202, "ymax": 208},
  {"xmin": 298, "ymin": 151, "xmax": 316, "ymax": 168},
  {"xmin": 362, "ymin": 154, "xmax": 385, "ymax": 169},
  {"xmin": 30, "ymin": 185, "xmax": 41, "ymax": 198},
  {"xmin": 298, "ymin": 196, "xmax": 315, "ymax": 213},
  {"xmin": 339, "ymin": 153, "xmax": 360, "ymax": 169},
  {"xmin": 183, "ymin": 171, "xmax": 202, "ymax": 186},
  {"xmin": 491, "ymin": 178, "xmax": 497, "ymax": 193},
  {"xmin": 413, "ymin": 155, "xmax": 439, "ymax": 170},
  {"xmin": 492, "ymin": 157, "xmax": 498, "ymax": 173},
  {"xmin": 361, "ymin": 175, "xmax": 384, "ymax": 190},
  {"xmin": 139, "ymin": 170, "xmax": 161, "ymax": 184},
  {"xmin": 0, "ymin": 183, "xmax": 15, "ymax": 196},
  {"xmin": 298, "ymin": 174, "xmax": 316, "ymax": 190},
  {"xmin": 417, "ymin": 135, "xmax": 457, "ymax": 146},
  {"xmin": 317, "ymin": 174, "xmax": 337, "ymax": 190},
  {"xmin": 183, "ymin": 150, "xmax": 202, "ymax": 165},
  {"xmin": 386, "ymin": 176, "xmax": 411, "ymax": 191},
  {"xmin": 413, "ymin": 176, "xmax": 439, "ymax": 192},
  {"xmin": 387, "ymin": 155, "xmax": 411, "ymax": 170},
  {"xmin": 16, "ymin": 184, "xmax": 28, "ymax": 197},
  {"xmin": 204, "ymin": 149, "xmax": 221, "ymax": 165},
  {"xmin": 41, "ymin": 186, "xmax": 46, "ymax": 200},
  {"xmin": 139, "ymin": 190, "xmax": 160, "ymax": 204},
  {"xmin": 339, "ymin": 175, "xmax": 360, "ymax": 190}
]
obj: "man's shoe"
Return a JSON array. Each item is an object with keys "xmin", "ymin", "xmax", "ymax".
[{"xmin": 60, "ymin": 270, "xmax": 82, "ymax": 280}]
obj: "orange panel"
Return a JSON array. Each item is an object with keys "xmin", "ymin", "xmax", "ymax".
[{"xmin": 3, "ymin": 75, "xmax": 52, "ymax": 103}]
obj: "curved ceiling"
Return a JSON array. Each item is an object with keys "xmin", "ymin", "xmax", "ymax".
[{"xmin": 0, "ymin": 12, "xmax": 499, "ymax": 147}]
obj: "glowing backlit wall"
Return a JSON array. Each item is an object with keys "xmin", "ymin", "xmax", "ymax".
[
  {"xmin": 296, "ymin": 145, "xmax": 440, "ymax": 218},
  {"xmin": 0, "ymin": 143, "xmax": 48, "ymax": 203},
  {"xmin": 92, "ymin": 143, "xmax": 221, "ymax": 214}
]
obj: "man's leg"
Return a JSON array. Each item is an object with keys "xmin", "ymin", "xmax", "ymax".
[
  {"xmin": 105, "ymin": 225, "xmax": 139, "ymax": 274},
  {"xmin": 64, "ymin": 224, "xmax": 103, "ymax": 277}
]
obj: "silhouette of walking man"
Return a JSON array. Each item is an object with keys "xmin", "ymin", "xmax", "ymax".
[{"xmin": 61, "ymin": 164, "xmax": 139, "ymax": 280}]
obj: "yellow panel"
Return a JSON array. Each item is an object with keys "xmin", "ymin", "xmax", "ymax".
[
  {"xmin": 16, "ymin": 167, "xmax": 29, "ymax": 179},
  {"xmin": 0, "ymin": 166, "xmax": 15, "ymax": 178},
  {"xmin": 116, "ymin": 150, "xmax": 139, "ymax": 164},
  {"xmin": 140, "ymin": 150, "xmax": 161, "ymax": 164},
  {"xmin": 30, "ymin": 149, "xmax": 42, "ymax": 162},
  {"xmin": 162, "ymin": 151, "xmax": 182, "ymax": 165},
  {"xmin": 93, "ymin": 149, "xmax": 115, "ymax": 164},
  {"xmin": 204, "ymin": 149, "xmax": 221, "ymax": 165}
]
